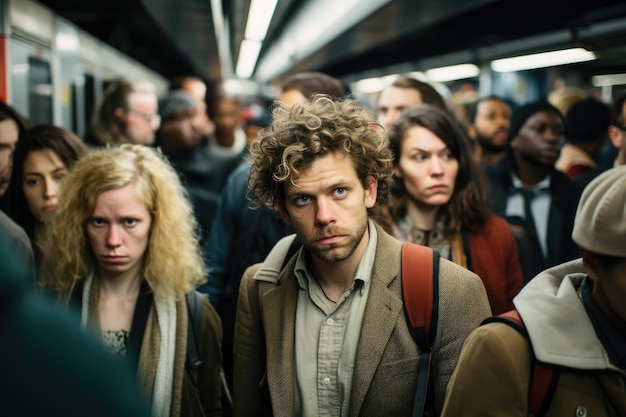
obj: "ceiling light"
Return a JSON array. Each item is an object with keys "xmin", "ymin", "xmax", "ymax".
[
  {"xmin": 236, "ymin": 40, "xmax": 262, "ymax": 79},
  {"xmin": 425, "ymin": 64, "xmax": 479, "ymax": 83},
  {"xmin": 256, "ymin": 0, "xmax": 391, "ymax": 82},
  {"xmin": 491, "ymin": 48, "xmax": 596, "ymax": 72},
  {"xmin": 244, "ymin": 0, "xmax": 278, "ymax": 41},
  {"xmin": 352, "ymin": 77, "xmax": 386, "ymax": 94},
  {"xmin": 592, "ymin": 73, "xmax": 626, "ymax": 87}
]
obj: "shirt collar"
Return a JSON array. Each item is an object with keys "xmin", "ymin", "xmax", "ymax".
[{"xmin": 511, "ymin": 171, "xmax": 551, "ymax": 193}]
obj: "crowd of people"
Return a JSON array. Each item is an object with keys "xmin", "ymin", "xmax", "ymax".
[{"xmin": 0, "ymin": 70, "xmax": 624, "ymax": 416}]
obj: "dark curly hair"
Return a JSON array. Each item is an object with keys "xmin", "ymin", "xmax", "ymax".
[
  {"xmin": 248, "ymin": 95, "xmax": 393, "ymax": 217},
  {"xmin": 387, "ymin": 104, "xmax": 489, "ymax": 234}
]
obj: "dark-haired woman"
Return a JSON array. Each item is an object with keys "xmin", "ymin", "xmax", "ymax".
[
  {"xmin": 382, "ymin": 105, "xmax": 523, "ymax": 314},
  {"xmin": 4, "ymin": 124, "xmax": 89, "ymax": 268}
]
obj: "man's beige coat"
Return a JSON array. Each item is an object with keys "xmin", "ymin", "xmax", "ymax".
[{"xmin": 233, "ymin": 224, "xmax": 491, "ymax": 417}]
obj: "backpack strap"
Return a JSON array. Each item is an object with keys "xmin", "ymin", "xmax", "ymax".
[
  {"xmin": 484, "ymin": 310, "xmax": 560, "ymax": 417},
  {"xmin": 185, "ymin": 291, "xmax": 233, "ymax": 409},
  {"xmin": 185, "ymin": 291, "xmax": 204, "ymax": 386},
  {"xmin": 401, "ymin": 243, "xmax": 440, "ymax": 417}
]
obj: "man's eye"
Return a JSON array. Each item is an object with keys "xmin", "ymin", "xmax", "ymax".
[{"xmin": 335, "ymin": 188, "xmax": 347, "ymax": 196}]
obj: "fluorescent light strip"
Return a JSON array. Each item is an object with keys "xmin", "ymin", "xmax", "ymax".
[
  {"xmin": 491, "ymin": 48, "xmax": 596, "ymax": 72},
  {"xmin": 244, "ymin": 0, "xmax": 278, "ymax": 41},
  {"xmin": 236, "ymin": 40, "xmax": 262, "ymax": 79},
  {"xmin": 425, "ymin": 64, "xmax": 479, "ymax": 83},
  {"xmin": 592, "ymin": 73, "xmax": 626, "ymax": 87}
]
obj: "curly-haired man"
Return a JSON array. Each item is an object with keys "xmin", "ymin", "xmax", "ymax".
[{"xmin": 233, "ymin": 95, "xmax": 491, "ymax": 417}]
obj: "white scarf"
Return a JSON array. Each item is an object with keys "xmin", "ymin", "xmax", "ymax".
[{"xmin": 81, "ymin": 273, "xmax": 177, "ymax": 417}]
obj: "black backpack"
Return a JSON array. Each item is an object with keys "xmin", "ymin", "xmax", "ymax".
[{"xmin": 185, "ymin": 291, "xmax": 233, "ymax": 415}]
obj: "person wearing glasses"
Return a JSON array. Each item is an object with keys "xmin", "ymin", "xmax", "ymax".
[{"xmin": 85, "ymin": 78, "xmax": 161, "ymax": 147}]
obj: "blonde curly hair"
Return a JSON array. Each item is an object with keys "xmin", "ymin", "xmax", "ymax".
[
  {"xmin": 248, "ymin": 95, "xmax": 393, "ymax": 217},
  {"xmin": 40, "ymin": 144, "xmax": 205, "ymax": 300}
]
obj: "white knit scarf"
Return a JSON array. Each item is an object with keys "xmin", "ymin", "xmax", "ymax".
[{"xmin": 81, "ymin": 273, "xmax": 177, "ymax": 417}]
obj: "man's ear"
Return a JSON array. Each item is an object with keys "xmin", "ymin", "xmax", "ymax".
[
  {"xmin": 364, "ymin": 176, "xmax": 378, "ymax": 209},
  {"xmin": 581, "ymin": 249, "xmax": 601, "ymax": 283},
  {"xmin": 114, "ymin": 107, "xmax": 126, "ymax": 121},
  {"xmin": 467, "ymin": 124, "xmax": 477, "ymax": 140},
  {"xmin": 276, "ymin": 199, "xmax": 292, "ymax": 225},
  {"xmin": 608, "ymin": 125, "xmax": 623, "ymax": 149}
]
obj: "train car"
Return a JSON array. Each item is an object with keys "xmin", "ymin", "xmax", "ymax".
[{"xmin": 0, "ymin": 0, "xmax": 167, "ymax": 137}]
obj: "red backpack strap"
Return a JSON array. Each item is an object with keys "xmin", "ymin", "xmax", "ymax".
[
  {"xmin": 401, "ymin": 242, "xmax": 440, "ymax": 417},
  {"xmin": 484, "ymin": 310, "xmax": 560, "ymax": 417},
  {"xmin": 401, "ymin": 243, "xmax": 439, "ymax": 348}
]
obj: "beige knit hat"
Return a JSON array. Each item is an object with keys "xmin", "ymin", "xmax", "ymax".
[{"xmin": 572, "ymin": 165, "xmax": 626, "ymax": 257}]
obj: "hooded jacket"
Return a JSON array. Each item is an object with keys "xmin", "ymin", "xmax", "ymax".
[{"xmin": 441, "ymin": 259, "xmax": 626, "ymax": 416}]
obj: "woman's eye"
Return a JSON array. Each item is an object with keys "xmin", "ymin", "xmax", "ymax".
[
  {"xmin": 91, "ymin": 218, "xmax": 105, "ymax": 227},
  {"xmin": 413, "ymin": 154, "xmax": 426, "ymax": 162},
  {"xmin": 124, "ymin": 218, "xmax": 137, "ymax": 227},
  {"xmin": 53, "ymin": 173, "xmax": 67, "ymax": 182},
  {"xmin": 25, "ymin": 178, "xmax": 39, "ymax": 187},
  {"xmin": 442, "ymin": 152, "xmax": 455, "ymax": 160}
]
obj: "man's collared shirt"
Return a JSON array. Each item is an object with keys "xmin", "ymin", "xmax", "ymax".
[
  {"xmin": 506, "ymin": 173, "xmax": 552, "ymax": 258},
  {"xmin": 293, "ymin": 219, "xmax": 378, "ymax": 417}
]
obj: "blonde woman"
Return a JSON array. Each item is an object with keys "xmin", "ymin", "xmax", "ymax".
[{"xmin": 41, "ymin": 144, "xmax": 222, "ymax": 417}]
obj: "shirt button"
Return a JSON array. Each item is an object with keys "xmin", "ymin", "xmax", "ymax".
[
  {"xmin": 326, "ymin": 318, "xmax": 334, "ymax": 325},
  {"xmin": 323, "ymin": 377, "xmax": 331, "ymax": 385}
]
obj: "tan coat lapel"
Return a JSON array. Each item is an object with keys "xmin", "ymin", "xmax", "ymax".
[
  {"xmin": 264, "ymin": 263, "xmax": 299, "ymax": 417},
  {"xmin": 349, "ymin": 227, "xmax": 403, "ymax": 417}
]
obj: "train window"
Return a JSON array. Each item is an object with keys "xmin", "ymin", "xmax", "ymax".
[
  {"xmin": 27, "ymin": 57, "xmax": 53, "ymax": 125},
  {"xmin": 84, "ymin": 73, "xmax": 96, "ymax": 134}
]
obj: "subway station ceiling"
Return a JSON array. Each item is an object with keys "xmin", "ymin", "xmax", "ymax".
[{"xmin": 37, "ymin": 0, "xmax": 626, "ymax": 88}]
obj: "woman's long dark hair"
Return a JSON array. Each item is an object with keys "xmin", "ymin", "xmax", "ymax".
[
  {"xmin": 387, "ymin": 104, "xmax": 489, "ymax": 234},
  {"xmin": 5, "ymin": 125, "xmax": 88, "ymax": 239}
]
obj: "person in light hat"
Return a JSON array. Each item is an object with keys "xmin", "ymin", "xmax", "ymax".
[{"xmin": 441, "ymin": 165, "xmax": 626, "ymax": 416}]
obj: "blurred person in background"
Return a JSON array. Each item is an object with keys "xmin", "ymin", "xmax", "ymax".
[
  {"xmin": 4, "ymin": 125, "xmax": 88, "ymax": 269},
  {"xmin": 40, "ymin": 145, "xmax": 223, "ymax": 417},
  {"xmin": 169, "ymin": 75, "xmax": 215, "ymax": 137},
  {"xmin": 556, "ymin": 97, "xmax": 611, "ymax": 179},
  {"xmin": 155, "ymin": 89, "xmax": 219, "ymax": 244},
  {"xmin": 575, "ymin": 90, "xmax": 626, "ymax": 188},
  {"xmin": 467, "ymin": 95, "xmax": 512, "ymax": 166},
  {"xmin": 241, "ymin": 103, "xmax": 272, "ymax": 149},
  {"xmin": 85, "ymin": 78, "xmax": 160, "ymax": 147},
  {"xmin": 548, "ymin": 86, "xmax": 587, "ymax": 118},
  {"xmin": 0, "ymin": 101, "xmax": 35, "ymax": 281},
  {"xmin": 0, "ymin": 101, "xmax": 29, "ymax": 199},
  {"xmin": 377, "ymin": 75, "xmax": 448, "ymax": 130},
  {"xmin": 381, "ymin": 104, "xmax": 523, "ymax": 314}
]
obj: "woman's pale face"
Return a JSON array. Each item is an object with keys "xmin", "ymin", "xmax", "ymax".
[
  {"xmin": 395, "ymin": 125, "xmax": 459, "ymax": 207},
  {"xmin": 86, "ymin": 184, "xmax": 152, "ymax": 280},
  {"xmin": 22, "ymin": 149, "xmax": 68, "ymax": 223}
]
